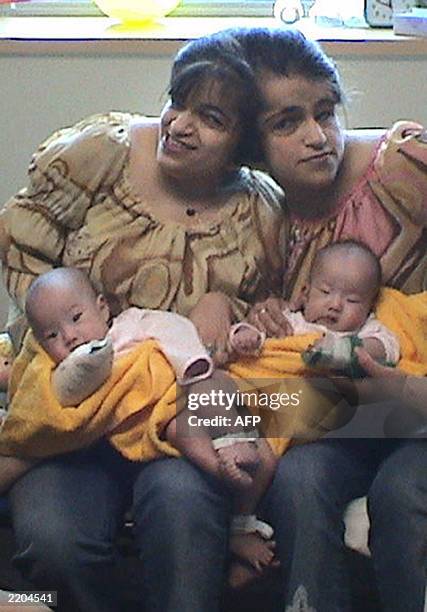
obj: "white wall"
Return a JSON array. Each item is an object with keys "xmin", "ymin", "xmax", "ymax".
[{"xmin": 0, "ymin": 46, "xmax": 426, "ymax": 325}]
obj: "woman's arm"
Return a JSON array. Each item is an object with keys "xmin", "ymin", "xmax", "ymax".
[
  {"xmin": 189, "ymin": 292, "xmax": 234, "ymax": 366},
  {"xmin": 1, "ymin": 113, "xmax": 129, "ymax": 325},
  {"xmin": 355, "ymin": 348, "xmax": 426, "ymax": 413},
  {"xmin": 328, "ymin": 347, "xmax": 426, "ymax": 410}
]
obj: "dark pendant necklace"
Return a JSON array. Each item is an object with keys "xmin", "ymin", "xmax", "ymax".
[{"xmin": 186, "ymin": 208, "xmax": 196, "ymax": 216}]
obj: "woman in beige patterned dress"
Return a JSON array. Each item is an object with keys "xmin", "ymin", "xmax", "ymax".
[{"xmin": 0, "ymin": 32, "xmax": 286, "ymax": 612}]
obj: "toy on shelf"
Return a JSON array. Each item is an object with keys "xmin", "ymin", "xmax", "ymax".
[{"xmin": 93, "ymin": 0, "xmax": 181, "ymax": 24}]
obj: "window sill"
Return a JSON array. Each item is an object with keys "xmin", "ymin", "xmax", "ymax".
[{"xmin": 0, "ymin": 16, "xmax": 426, "ymax": 56}]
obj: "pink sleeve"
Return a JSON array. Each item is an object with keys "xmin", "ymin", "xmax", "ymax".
[
  {"xmin": 358, "ymin": 316, "xmax": 400, "ymax": 364},
  {"xmin": 109, "ymin": 308, "xmax": 213, "ymax": 385}
]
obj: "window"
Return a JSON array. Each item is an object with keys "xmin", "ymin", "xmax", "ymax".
[
  {"xmin": 0, "ymin": 1, "xmax": 364, "ymax": 19},
  {"xmin": 0, "ymin": 0, "xmax": 274, "ymax": 18}
]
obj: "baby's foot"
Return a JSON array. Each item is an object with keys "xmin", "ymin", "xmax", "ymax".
[
  {"xmin": 216, "ymin": 441, "xmax": 260, "ymax": 491},
  {"xmin": 228, "ymin": 559, "xmax": 261, "ymax": 590},
  {"xmin": 229, "ymin": 323, "xmax": 265, "ymax": 356},
  {"xmin": 230, "ymin": 532, "xmax": 276, "ymax": 571},
  {"xmin": 228, "ymin": 536, "xmax": 280, "ymax": 590}
]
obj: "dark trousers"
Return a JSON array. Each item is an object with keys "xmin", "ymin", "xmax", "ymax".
[
  {"xmin": 262, "ymin": 438, "xmax": 427, "ymax": 612},
  {"xmin": 8, "ymin": 440, "xmax": 231, "ymax": 612},
  {"xmin": 8, "ymin": 437, "xmax": 427, "ymax": 612}
]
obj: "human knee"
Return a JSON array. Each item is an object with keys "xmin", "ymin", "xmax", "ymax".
[
  {"xmin": 133, "ymin": 458, "xmax": 228, "ymax": 521},
  {"xmin": 369, "ymin": 468, "xmax": 419, "ymax": 520},
  {"xmin": 14, "ymin": 520, "xmax": 89, "ymax": 575},
  {"xmin": 369, "ymin": 442, "xmax": 427, "ymax": 519},
  {"xmin": 272, "ymin": 444, "xmax": 339, "ymax": 501}
]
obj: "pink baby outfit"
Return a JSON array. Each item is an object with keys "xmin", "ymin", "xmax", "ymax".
[
  {"xmin": 283, "ymin": 309, "xmax": 400, "ymax": 364},
  {"xmin": 108, "ymin": 307, "xmax": 213, "ymax": 386}
]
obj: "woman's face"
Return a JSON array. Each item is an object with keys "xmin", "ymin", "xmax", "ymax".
[
  {"xmin": 157, "ymin": 81, "xmax": 241, "ymax": 184},
  {"xmin": 257, "ymin": 73, "xmax": 345, "ymax": 194}
]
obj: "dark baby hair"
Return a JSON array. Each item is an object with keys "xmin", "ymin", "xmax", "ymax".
[
  {"xmin": 311, "ymin": 240, "xmax": 383, "ymax": 295},
  {"xmin": 25, "ymin": 267, "xmax": 98, "ymax": 333}
]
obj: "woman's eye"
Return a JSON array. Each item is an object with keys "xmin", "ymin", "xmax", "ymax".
[
  {"xmin": 202, "ymin": 112, "xmax": 225, "ymax": 128},
  {"xmin": 317, "ymin": 109, "xmax": 335, "ymax": 123},
  {"xmin": 46, "ymin": 332, "xmax": 57, "ymax": 340},
  {"xmin": 320, "ymin": 289, "xmax": 330, "ymax": 295},
  {"xmin": 272, "ymin": 117, "xmax": 296, "ymax": 132},
  {"xmin": 347, "ymin": 298, "xmax": 360, "ymax": 304},
  {"xmin": 72, "ymin": 312, "xmax": 82, "ymax": 322}
]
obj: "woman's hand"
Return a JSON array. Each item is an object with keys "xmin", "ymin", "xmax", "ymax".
[
  {"xmin": 189, "ymin": 292, "xmax": 233, "ymax": 367},
  {"xmin": 357, "ymin": 348, "xmax": 427, "ymax": 437},
  {"xmin": 328, "ymin": 348, "xmax": 407, "ymax": 407},
  {"xmin": 356, "ymin": 348, "xmax": 403, "ymax": 377},
  {"xmin": 247, "ymin": 297, "xmax": 293, "ymax": 338}
]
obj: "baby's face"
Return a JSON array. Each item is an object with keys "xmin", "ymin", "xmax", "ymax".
[
  {"xmin": 303, "ymin": 254, "xmax": 376, "ymax": 333},
  {"xmin": 31, "ymin": 284, "xmax": 109, "ymax": 364}
]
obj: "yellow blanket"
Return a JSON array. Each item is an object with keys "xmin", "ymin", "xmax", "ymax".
[
  {"xmin": 0, "ymin": 337, "xmax": 182, "ymax": 460},
  {"xmin": 229, "ymin": 288, "xmax": 427, "ymax": 456},
  {"xmin": 0, "ymin": 288, "xmax": 425, "ymax": 461}
]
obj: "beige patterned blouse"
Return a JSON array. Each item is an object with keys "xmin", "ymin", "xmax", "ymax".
[{"xmin": 0, "ymin": 112, "xmax": 286, "ymax": 344}]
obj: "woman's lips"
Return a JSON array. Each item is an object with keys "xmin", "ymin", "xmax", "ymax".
[
  {"xmin": 302, "ymin": 151, "xmax": 334, "ymax": 163},
  {"xmin": 162, "ymin": 134, "xmax": 196, "ymax": 154}
]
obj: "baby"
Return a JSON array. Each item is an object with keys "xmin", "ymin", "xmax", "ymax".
[
  {"xmin": 234, "ymin": 240, "xmax": 400, "ymax": 372},
  {"xmin": 23, "ymin": 267, "xmax": 279, "ymax": 587}
]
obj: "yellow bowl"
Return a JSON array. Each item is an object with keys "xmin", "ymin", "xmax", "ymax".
[{"xmin": 94, "ymin": 0, "xmax": 181, "ymax": 23}]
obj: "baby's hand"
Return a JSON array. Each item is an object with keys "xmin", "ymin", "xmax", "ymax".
[{"xmin": 229, "ymin": 322, "xmax": 265, "ymax": 356}]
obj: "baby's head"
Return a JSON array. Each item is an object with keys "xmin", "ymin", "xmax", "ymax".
[
  {"xmin": 25, "ymin": 267, "xmax": 110, "ymax": 364},
  {"xmin": 303, "ymin": 240, "xmax": 382, "ymax": 333}
]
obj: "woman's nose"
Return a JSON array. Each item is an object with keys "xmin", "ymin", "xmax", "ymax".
[
  {"xmin": 303, "ymin": 119, "xmax": 327, "ymax": 148},
  {"xmin": 169, "ymin": 110, "xmax": 194, "ymax": 135}
]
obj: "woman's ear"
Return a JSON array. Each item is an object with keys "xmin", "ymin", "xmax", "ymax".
[{"xmin": 97, "ymin": 295, "xmax": 110, "ymax": 323}]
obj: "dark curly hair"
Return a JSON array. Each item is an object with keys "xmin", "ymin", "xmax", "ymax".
[
  {"xmin": 230, "ymin": 27, "xmax": 343, "ymax": 105},
  {"xmin": 169, "ymin": 32, "xmax": 261, "ymax": 165}
]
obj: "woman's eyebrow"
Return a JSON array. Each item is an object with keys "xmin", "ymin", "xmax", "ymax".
[
  {"xmin": 260, "ymin": 105, "xmax": 301, "ymax": 125},
  {"xmin": 199, "ymin": 103, "xmax": 239, "ymax": 127},
  {"xmin": 314, "ymin": 96, "xmax": 336, "ymax": 108},
  {"xmin": 198, "ymin": 102, "xmax": 229, "ymax": 118}
]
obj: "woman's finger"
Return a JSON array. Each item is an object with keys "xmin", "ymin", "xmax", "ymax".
[
  {"xmin": 248, "ymin": 297, "xmax": 292, "ymax": 337},
  {"xmin": 257, "ymin": 308, "xmax": 292, "ymax": 337}
]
